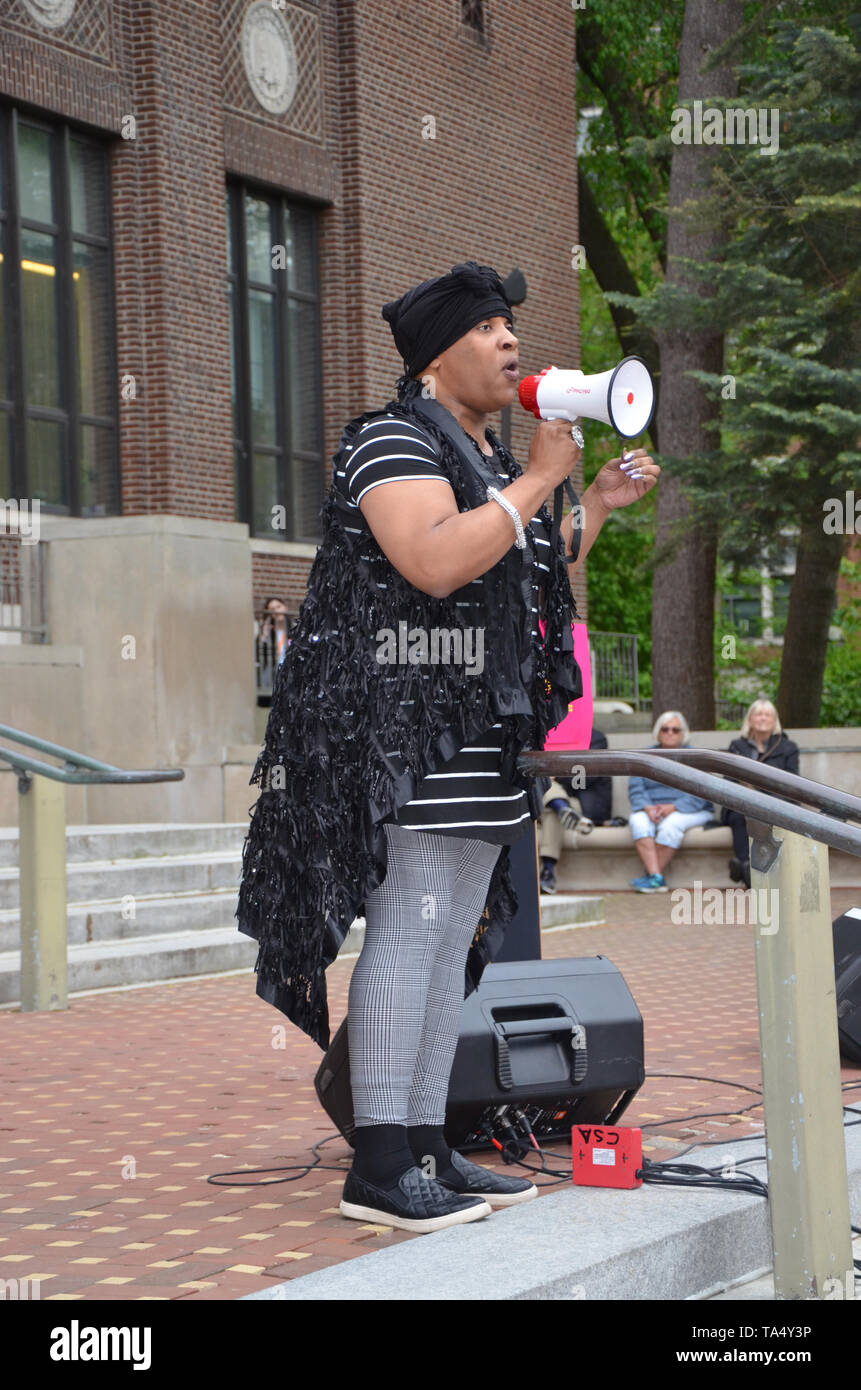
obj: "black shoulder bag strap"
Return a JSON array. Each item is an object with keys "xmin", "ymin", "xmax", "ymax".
[{"xmin": 552, "ymin": 477, "xmax": 582, "ymax": 565}]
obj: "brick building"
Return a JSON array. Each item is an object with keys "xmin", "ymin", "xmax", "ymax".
[{"xmin": 0, "ymin": 0, "xmax": 583, "ymax": 825}]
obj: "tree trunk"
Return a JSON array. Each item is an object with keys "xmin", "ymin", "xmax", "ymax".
[
  {"xmin": 651, "ymin": 0, "xmax": 742, "ymax": 729},
  {"xmin": 776, "ymin": 509, "xmax": 846, "ymax": 727}
]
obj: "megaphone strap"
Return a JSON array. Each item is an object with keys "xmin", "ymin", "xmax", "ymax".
[{"xmin": 553, "ymin": 475, "xmax": 581, "ymax": 565}]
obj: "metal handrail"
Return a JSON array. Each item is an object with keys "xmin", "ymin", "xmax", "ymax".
[
  {"xmin": 519, "ymin": 749, "xmax": 861, "ymax": 858},
  {"xmin": 0, "ymin": 722, "xmax": 184, "ymax": 787},
  {"xmin": 519, "ymin": 742, "xmax": 859, "ymax": 1300},
  {"xmin": 5, "ymin": 721, "xmax": 185, "ymax": 1020},
  {"xmin": 630, "ymin": 746, "xmax": 861, "ymax": 823}
]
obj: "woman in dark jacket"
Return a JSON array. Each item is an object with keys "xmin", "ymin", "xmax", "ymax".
[{"xmin": 723, "ymin": 698, "xmax": 799, "ymax": 887}]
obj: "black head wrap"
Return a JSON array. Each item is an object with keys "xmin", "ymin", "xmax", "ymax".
[{"xmin": 382, "ymin": 260, "xmax": 513, "ymax": 378}]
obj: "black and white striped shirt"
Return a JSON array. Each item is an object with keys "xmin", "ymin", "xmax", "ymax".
[{"xmin": 333, "ymin": 413, "xmax": 551, "ymax": 846}]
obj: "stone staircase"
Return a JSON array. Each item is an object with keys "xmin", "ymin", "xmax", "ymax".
[
  {"xmin": 0, "ymin": 824, "xmax": 605, "ymax": 1005},
  {"xmin": 0, "ymin": 823, "xmax": 255, "ymax": 1005}
]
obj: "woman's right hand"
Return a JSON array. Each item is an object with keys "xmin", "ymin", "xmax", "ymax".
[{"xmin": 525, "ymin": 418, "xmax": 582, "ymax": 490}]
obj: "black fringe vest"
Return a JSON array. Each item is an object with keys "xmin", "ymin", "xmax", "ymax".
[{"xmin": 235, "ymin": 379, "xmax": 582, "ymax": 1048}]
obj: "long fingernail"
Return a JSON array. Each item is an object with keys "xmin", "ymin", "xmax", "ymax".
[{"xmin": 628, "ymin": 471, "xmax": 646, "ymax": 479}]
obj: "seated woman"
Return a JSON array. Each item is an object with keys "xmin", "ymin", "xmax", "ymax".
[
  {"xmin": 722, "ymin": 698, "xmax": 799, "ymax": 888},
  {"xmin": 627, "ymin": 710, "xmax": 714, "ymax": 893}
]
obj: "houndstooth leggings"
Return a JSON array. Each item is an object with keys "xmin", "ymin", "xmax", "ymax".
[{"xmin": 347, "ymin": 822, "xmax": 502, "ymax": 1127}]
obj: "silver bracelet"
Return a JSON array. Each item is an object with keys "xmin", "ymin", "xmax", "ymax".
[{"xmin": 487, "ymin": 485, "xmax": 526, "ymax": 549}]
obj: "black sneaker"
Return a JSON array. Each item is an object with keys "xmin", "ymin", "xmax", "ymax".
[
  {"xmin": 435, "ymin": 1150, "xmax": 539, "ymax": 1208},
  {"xmin": 540, "ymin": 863, "xmax": 557, "ymax": 894},
  {"xmin": 340, "ymin": 1165, "xmax": 491, "ymax": 1234}
]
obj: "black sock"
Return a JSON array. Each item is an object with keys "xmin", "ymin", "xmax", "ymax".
[
  {"xmin": 351, "ymin": 1124, "xmax": 416, "ymax": 1186},
  {"xmin": 407, "ymin": 1124, "xmax": 457, "ymax": 1181},
  {"xmin": 541, "ymin": 857, "xmax": 555, "ymax": 871}
]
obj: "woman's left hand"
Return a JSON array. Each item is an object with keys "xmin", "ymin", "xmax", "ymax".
[{"xmin": 592, "ymin": 447, "xmax": 659, "ymax": 511}]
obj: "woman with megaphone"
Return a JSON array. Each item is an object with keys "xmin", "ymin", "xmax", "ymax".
[{"xmin": 236, "ymin": 259, "xmax": 659, "ymax": 1235}]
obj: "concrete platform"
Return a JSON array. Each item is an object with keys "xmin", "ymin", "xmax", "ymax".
[{"xmin": 242, "ymin": 1126, "xmax": 861, "ymax": 1302}]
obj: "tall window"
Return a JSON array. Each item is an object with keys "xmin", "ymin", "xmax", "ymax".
[
  {"xmin": 0, "ymin": 107, "xmax": 118, "ymax": 514},
  {"xmin": 226, "ymin": 182, "xmax": 324, "ymax": 542}
]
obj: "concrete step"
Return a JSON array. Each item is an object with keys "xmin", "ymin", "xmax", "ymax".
[
  {"xmin": 0, "ymin": 885, "xmax": 241, "ymax": 951},
  {"xmin": 0, "ymin": 925, "xmax": 259, "ymax": 1003},
  {"xmin": 0, "ymin": 893, "xmax": 606, "ymax": 1005},
  {"xmin": 0, "ymin": 822, "xmax": 248, "ymax": 869},
  {"xmin": 539, "ymin": 893, "xmax": 604, "ymax": 930},
  {"xmin": 0, "ymin": 805, "xmax": 606, "ymax": 1003},
  {"xmin": 0, "ymin": 848, "xmax": 242, "ymax": 911}
]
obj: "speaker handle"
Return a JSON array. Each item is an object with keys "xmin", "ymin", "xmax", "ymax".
[
  {"xmin": 497, "ymin": 1017, "xmax": 582, "ymax": 1039},
  {"xmin": 494, "ymin": 1017, "xmax": 586, "ymax": 1090}
]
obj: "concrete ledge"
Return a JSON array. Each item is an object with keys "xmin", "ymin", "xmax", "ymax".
[
  {"xmin": 37, "ymin": 513, "xmax": 250, "ymax": 542},
  {"xmin": 0, "ymin": 644, "xmax": 83, "ymax": 666},
  {"xmin": 241, "ymin": 1127, "xmax": 861, "ymax": 1301}
]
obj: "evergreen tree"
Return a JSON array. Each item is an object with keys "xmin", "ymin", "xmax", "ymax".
[{"xmin": 613, "ymin": 8, "xmax": 861, "ymax": 724}]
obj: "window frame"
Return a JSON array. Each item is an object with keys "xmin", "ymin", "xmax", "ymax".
[
  {"xmin": 0, "ymin": 102, "xmax": 119, "ymax": 516},
  {"xmin": 226, "ymin": 178, "xmax": 325, "ymax": 543}
]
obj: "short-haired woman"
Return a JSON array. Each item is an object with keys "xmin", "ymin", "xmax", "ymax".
[{"xmin": 627, "ymin": 711, "xmax": 714, "ymax": 891}]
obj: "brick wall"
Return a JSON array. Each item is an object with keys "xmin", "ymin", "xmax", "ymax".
[
  {"xmin": 251, "ymin": 551, "xmax": 313, "ymax": 615},
  {"xmin": 0, "ymin": 0, "xmax": 586, "ymax": 618}
]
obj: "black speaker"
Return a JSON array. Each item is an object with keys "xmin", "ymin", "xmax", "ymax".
[
  {"xmin": 833, "ymin": 908, "xmax": 861, "ymax": 1064},
  {"xmin": 314, "ymin": 955, "xmax": 644, "ymax": 1151}
]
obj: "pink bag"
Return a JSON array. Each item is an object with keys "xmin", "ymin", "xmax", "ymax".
[{"xmin": 538, "ymin": 619, "xmax": 593, "ymax": 752}]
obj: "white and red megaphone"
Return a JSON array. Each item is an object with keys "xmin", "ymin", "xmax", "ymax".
[{"xmin": 518, "ymin": 356, "xmax": 655, "ymax": 438}]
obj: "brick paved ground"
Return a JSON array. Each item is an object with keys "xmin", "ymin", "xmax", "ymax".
[{"xmin": 2, "ymin": 887, "xmax": 859, "ymax": 1301}]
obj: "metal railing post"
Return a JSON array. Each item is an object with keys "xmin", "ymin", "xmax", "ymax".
[
  {"xmin": 519, "ymin": 748, "xmax": 861, "ymax": 1302},
  {"xmin": 748, "ymin": 820, "xmax": 854, "ymax": 1299},
  {"xmin": 0, "ymin": 722, "xmax": 184, "ymax": 1014},
  {"xmin": 18, "ymin": 772, "xmax": 67, "ymax": 1012}
]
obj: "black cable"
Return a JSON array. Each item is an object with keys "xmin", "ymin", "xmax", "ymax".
[
  {"xmin": 633, "ymin": 1070, "xmax": 766, "ymax": 1131},
  {"xmin": 639, "ymin": 1099, "xmax": 765, "ymax": 1129},
  {"xmin": 630, "ymin": 1072, "xmax": 861, "ymax": 1137},
  {"xmin": 638, "ymin": 1107, "xmax": 861, "ymax": 1274},
  {"xmin": 206, "ymin": 1132, "xmax": 352, "ymax": 1188},
  {"xmin": 647, "ymin": 1072, "xmax": 764, "ymax": 1094},
  {"xmin": 654, "ymin": 1098, "xmax": 861, "ymax": 1163},
  {"xmin": 499, "ymin": 1100, "xmax": 861, "ymax": 1276}
]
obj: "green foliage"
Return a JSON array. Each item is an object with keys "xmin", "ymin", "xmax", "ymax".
[
  {"xmin": 576, "ymin": 2, "xmax": 681, "ymax": 274},
  {"xmin": 820, "ymin": 560, "xmax": 861, "ymax": 725},
  {"xmin": 711, "ymin": 558, "xmax": 861, "ymax": 729},
  {"xmin": 580, "ymin": 264, "xmax": 655, "ymax": 662},
  {"xmin": 615, "ymin": 13, "xmax": 861, "ymax": 565},
  {"xmin": 820, "ymin": 639, "xmax": 861, "ymax": 725},
  {"xmin": 576, "ymin": 1, "xmax": 861, "ymax": 723}
]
